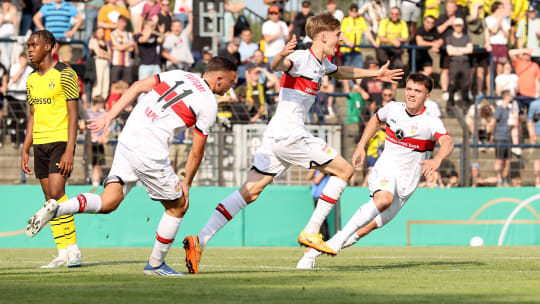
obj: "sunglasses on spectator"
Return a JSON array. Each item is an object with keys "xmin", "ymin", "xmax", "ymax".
[
  {"xmin": 269, "ymin": 12, "xmax": 279, "ymax": 15},
  {"xmin": 383, "ymin": 94, "xmax": 393, "ymax": 97}
]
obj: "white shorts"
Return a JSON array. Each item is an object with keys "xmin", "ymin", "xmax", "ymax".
[
  {"xmin": 368, "ymin": 166, "xmax": 411, "ymax": 228},
  {"xmin": 401, "ymin": 1, "xmax": 421, "ymax": 22},
  {"xmin": 251, "ymin": 134, "xmax": 338, "ymax": 176},
  {"xmin": 108, "ymin": 143, "xmax": 182, "ymax": 201}
]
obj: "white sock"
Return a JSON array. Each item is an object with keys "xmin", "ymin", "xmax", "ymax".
[
  {"xmin": 67, "ymin": 243, "xmax": 80, "ymax": 253},
  {"xmin": 198, "ymin": 190, "xmax": 247, "ymax": 249},
  {"xmin": 56, "ymin": 193, "xmax": 103, "ymax": 216},
  {"xmin": 335, "ymin": 200, "xmax": 379, "ymax": 248},
  {"xmin": 149, "ymin": 213, "xmax": 182, "ymax": 267},
  {"xmin": 58, "ymin": 248, "xmax": 67, "ymax": 258},
  {"xmin": 304, "ymin": 176, "xmax": 347, "ymax": 234},
  {"xmin": 342, "ymin": 232, "xmax": 361, "ymax": 249}
]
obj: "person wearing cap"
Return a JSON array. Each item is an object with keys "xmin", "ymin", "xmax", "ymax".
[
  {"xmin": 193, "ymin": 46, "xmax": 212, "ymax": 76},
  {"xmin": 485, "ymin": 1, "xmax": 511, "ymax": 76},
  {"xmin": 516, "ymin": 5, "xmax": 540, "ymax": 65},
  {"xmin": 162, "ymin": 18, "xmax": 194, "ymax": 71},
  {"xmin": 446, "ymin": 17, "xmax": 473, "ymax": 114},
  {"xmin": 218, "ymin": 37, "xmax": 241, "ymax": 67},
  {"xmin": 262, "ymin": 5, "xmax": 288, "ymax": 64},
  {"xmin": 340, "ymin": 3, "xmax": 379, "ymax": 93}
]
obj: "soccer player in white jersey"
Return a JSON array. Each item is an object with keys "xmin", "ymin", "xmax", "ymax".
[
  {"xmin": 25, "ymin": 57, "xmax": 238, "ymax": 276},
  {"xmin": 297, "ymin": 73, "xmax": 454, "ymax": 269},
  {"xmin": 182, "ymin": 12, "xmax": 403, "ymax": 274}
]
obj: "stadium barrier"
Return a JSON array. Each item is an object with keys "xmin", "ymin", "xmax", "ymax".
[{"xmin": 2, "ymin": 185, "xmax": 538, "ymax": 248}]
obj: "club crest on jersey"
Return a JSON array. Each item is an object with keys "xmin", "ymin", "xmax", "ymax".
[
  {"xmin": 396, "ymin": 128, "xmax": 405, "ymax": 140},
  {"xmin": 411, "ymin": 123, "xmax": 418, "ymax": 135},
  {"xmin": 380, "ymin": 178, "xmax": 389, "ymax": 186},
  {"xmin": 49, "ymin": 78, "xmax": 55, "ymax": 90}
]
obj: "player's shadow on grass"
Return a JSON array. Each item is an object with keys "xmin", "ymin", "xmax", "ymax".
[
  {"xmin": 326, "ymin": 260, "xmax": 485, "ymax": 271},
  {"xmin": 80, "ymin": 260, "xmax": 144, "ymax": 267},
  {"xmin": 1, "ymin": 270, "xmax": 90, "ymax": 275}
]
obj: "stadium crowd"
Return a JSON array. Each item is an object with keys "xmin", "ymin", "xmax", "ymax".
[{"xmin": 0, "ymin": 0, "xmax": 538, "ymax": 187}]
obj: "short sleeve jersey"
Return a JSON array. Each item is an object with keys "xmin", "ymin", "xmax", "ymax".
[
  {"xmin": 266, "ymin": 49, "xmax": 338, "ymax": 138},
  {"xmin": 27, "ymin": 62, "xmax": 79, "ymax": 144},
  {"xmin": 39, "ymin": 1, "xmax": 78, "ymax": 38},
  {"xmin": 375, "ymin": 102, "xmax": 448, "ymax": 197},
  {"xmin": 118, "ymin": 71, "xmax": 217, "ymax": 160}
]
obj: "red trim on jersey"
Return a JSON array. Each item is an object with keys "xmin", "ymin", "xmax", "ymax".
[
  {"xmin": 154, "ymin": 74, "xmax": 160, "ymax": 84},
  {"xmin": 309, "ymin": 48, "xmax": 322, "ymax": 64},
  {"xmin": 216, "ymin": 203, "xmax": 232, "ymax": 221},
  {"xmin": 375, "ymin": 112, "xmax": 382, "ymax": 121},
  {"xmin": 171, "ymin": 101, "xmax": 196, "ymax": 127},
  {"xmin": 434, "ymin": 131, "xmax": 448, "ymax": 141},
  {"xmin": 286, "ymin": 60, "xmax": 294, "ymax": 73},
  {"xmin": 156, "ymin": 233, "xmax": 174, "ymax": 244},
  {"xmin": 77, "ymin": 194, "xmax": 87, "ymax": 213},
  {"xmin": 385, "ymin": 126, "xmax": 436, "ymax": 151},
  {"xmin": 320, "ymin": 193, "xmax": 337, "ymax": 204},
  {"xmin": 281, "ymin": 73, "xmax": 319, "ymax": 96},
  {"xmin": 154, "ymin": 81, "xmax": 171, "ymax": 96},
  {"xmin": 194, "ymin": 126, "xmax": 208, "ymax": 138}
]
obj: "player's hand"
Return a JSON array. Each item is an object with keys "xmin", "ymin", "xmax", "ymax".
[
  {"xmin": 280, "ymin": 34, "xmax": 297, "ymax": 57},
  {"xmin": 375, "ymin": 61, "xmax": 404, "ymax": 84},
  {"xmin": 352, "ymin": 147, "xmax": 366, "ymax": 169},
  {"xmin": 21, "ymin": 151, "xmax": 33, "ymax": 175},
  {"xmin": 419, "ymin": 158, "xmax": 441, "ymax": 178},
  {"xmin": 88, "ymin": 113, "xmax": 112, "ymax": 133},
  {"xmin": 180, "ymin": 183, "xmax": 190, "ymax": 212},
  {"xmin": 58, "ymin": 151, "xmax": 74, "ymax": 176}
]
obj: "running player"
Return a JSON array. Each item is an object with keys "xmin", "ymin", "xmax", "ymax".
[
  {"xmin": 297, "ymin": 73, "xmax": 454, "ymax": 269},
  {"xmin": 183, "ymin": 12, "xmax": 403, "ymax": 274},
  {"xmin": 21, "ymin": 30, "xmax": 82, "ymax": 268},
  {"xmin": 25, "ymin": 56, "xmax": 238, "ymax": 276}
]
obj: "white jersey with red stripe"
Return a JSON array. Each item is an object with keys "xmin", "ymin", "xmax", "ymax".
[
  {"xmin": 118, "ymin": 70, "xmax": 217, "ymax": 160},
  {"xmin": 265, "ymin": 49, "xmax": 338, "ymax": 138},
  {"xmin": 374, "ymin": 101, "xmax": 448, "ymax": 197}
]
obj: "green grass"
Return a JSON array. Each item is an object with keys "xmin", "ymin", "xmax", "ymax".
[{"xmin": 1, "ymin": 247, "xmax": 540, "ymax": 303}]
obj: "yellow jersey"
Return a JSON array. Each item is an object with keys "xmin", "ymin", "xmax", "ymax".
[
  {"xmin": 377, "ymin": 18, "xmax": 409, "ymax": 45},
  {"xmin": 511, "ymin": 0, "xmax": 528, "ymax": 22},
  {"xmin": 340, "ymin": 16, "xmax": 368, "ymax": 53},
  {"xmin": 27, "ymin": 62, "xmax": 79, "ymax": 144},
  {"xmin": 424, "ymin": 0, "xmax": 440, "ymax": 19},
  {"xmin": 367, "ymin": 130, "xmax": 385, "ymax": 158}
]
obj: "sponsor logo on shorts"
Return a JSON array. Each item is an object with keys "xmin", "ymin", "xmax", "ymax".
[{"xmin": 175, "ymin": 180, "xmax": 182, "ymax": 192}]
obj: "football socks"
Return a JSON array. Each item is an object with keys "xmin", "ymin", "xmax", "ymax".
[
  {"xmin": 335, "ymin": 199, "xmax": 380, "ymax": 249},
  {"xmin": 149, "ymin": 212, "xmax": 182, "ymax": 268},
  {"xmin": 56, "ymin": 193, "xmax": 103, "ymax": 216},
  {"xmin": 304, "ymin": 176, "xmax": 347, "ymax": 234}
]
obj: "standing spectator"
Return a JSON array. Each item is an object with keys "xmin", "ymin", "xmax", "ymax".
[
  {"xmin": 376, "ymin": 7, "xmax": 408, "ymax": 78},
  {"xmin": 20, "ymin": 0, "xmax": 41, "ymax": 35},
  {"xmin": 128, "ymin": 0, "xmax": 145, "ymax": 34},
  {"xmin": 485, "ymin": 1, "xmax": 511, "ymax": 76},
  {"xmin": 446, "ymin": 17, "xmax": 473, "ymax": 113},
  {"xmin": 325, "ymin": 0, "xmax": 344, "ymax": 21},
  {"xmin": 467, "ymin": 2, "xmax": 491, "ymax": 98},
  {"xmin": 413, "ymin": 15, "xmax": 443, "ymax": 77},
  {"xmin": 424, "ymin": 0, "xmax": 441, "ymax": 19},
  {"xmin": 262, "ymin": 5, "xmax": 288, "ymax": 64},
  {"xmin": 137, "ymin": 0, "xmax": 161, "ymax": 33},
  {"xmin": 110, "ymin": 15, "xmax": 136, "ymax": 84},
  {"xmin": 193, "ymin": 46, "xmax": 211, "ymax": 76},
  {"xmin": 489, "ymin": 90, "xmax": 514, "ymax": 187},
  {"xmin": 33, "ymin": 0, "xmax": 82, "ymax": 41},
  {"xmin": 495, "ymin": 61, "xmax": 519, "ymax": 95},
  {"xmin": 218, "ymin": 37, "xmax": 241, "ymax": 67},
  {"xmin": 238, "ymin": 28, "xmax": 258, "ymax": 85},
  {"xmin": 516, "ymin": 5, "xmax": 540, "ymax": 65},
  {"xmin": 306, "ymin": 169, "xmax": 331, "ymax": 241},
  {"xmin": 6, "ymin": 52, "xmax": 32, "ymax": 147},
  {"xmin": 509, "ymin": 48, "xmax": 540, "ymax": 111},
  {"xmin": 340, "ymin": 3, "xmax": 379, "ymax": 93},
  {"xmin": 98, "ymin": 0, "xmax": 130, "ymax": 42},
  {"xmin": 288, "ymin": 1, "xmax": 313, "ymax": 48},
  {"xmin": 156, "ymin": 0, "xmax": 173, "ymax": 33},
  {"xmin": 172, "ymin": 0, "xmax": 191, "ymax": 27},
  {"xmin": 86, "ymin": 97, "xmax": 109, "ymax": 188},
  {"xmin": 221, "ymin": 0, "xmax": 236, "ymax": 44},
  {"xmin": 263, "ymin": 0, "xmax": 287, "ymax": 14},
  {"xmin": 83, "ymin": 0, "xmax": 104, "ymax": 57},
  {"xmin": 162, "ymin": 18, "xmax": 194, "ymax": 71},
  {"xmin": 527, "ymin": 98, "xmax": 540, "ymax": 187},
  {"xmin": 135, "ymin": 20, "xmax": 165, "ymax": 82},
  {"xmin": 0, "ymin": 0, "xmax": 15, "ymax": 69},
  {"xmin": 89, "ymin": 27, "xmax": 111, "ymax": 100},
  {"xmin": 359, "ymin": 0, "xmax": 387, "ymax": 36},
  {"xmin": 401, "ymin": 0, "xmax": 422, "ymax": 38}
]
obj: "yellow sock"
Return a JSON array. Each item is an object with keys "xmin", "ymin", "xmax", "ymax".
[{"xmin": 57, "ymin": 194, "xmax": 78, "ymax": 246}]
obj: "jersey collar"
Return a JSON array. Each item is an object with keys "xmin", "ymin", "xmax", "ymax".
[
  {"xmin": 309, "ymin": 48, "xmax": 323, "ymax": 65},
  {"xmin": 405, "ymin": 106, "xmax": 426, "ymax": 117}
]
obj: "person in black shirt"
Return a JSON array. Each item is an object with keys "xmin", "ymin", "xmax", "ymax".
[
  {"xmin": 289, "ymin": 1, "xmax": 314, "ymax": 49},
  {"xmin": 412, "ymin": 15, "xmax": 443, "ymax": 77},
  {"xmin": 135, "ymin": 20, "xmax": 165, "ymax": 81},
  {"xmin": 446, "ymin": 17, "xmax": 473, "ymax": 113},
  {"xmin": 218, "ymin": 37, "xmax": 241, "ymax": 67}
]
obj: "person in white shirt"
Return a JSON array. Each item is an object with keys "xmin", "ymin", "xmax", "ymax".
[
  {"xmin": 182, "ymin": 12, "xmax": 403, "ymax": 275},
  {"xmin": 359, "ymin": 0, "xmax": 387, "ymax": 35},
  {"xmin": 25, "ymin": 57, "xmax": 238, "ymax": 277},
  {"xmin": 162, "ymin": 18, "xmax": 194, "ymax": 71},
  {"xmin": 326, "ymin": 0, "xmax": 344, "ymax": 21},
  {"xmin": 485, "ymin": 1, "xmax": 511, "ymax": 76},
  {"xmin": 262, "ymin": 5, "xmax": 288, "ymax": 63},
  {"xmin": 495, "ymin": 61, "xmax": 519, "ymax": 95},
  {"xmin": 516, "ymin": 5, "xmax": 540, "ymax": 64}
]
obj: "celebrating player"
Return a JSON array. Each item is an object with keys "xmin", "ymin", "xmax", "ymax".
[
  {"xmin": 183, "ymin": 12, "xmax": 403, "ymax": 274},
  {"xmin": 26, "ymin": 56, "xmax": 238, "ymax": 276},
  {"xmin": 297, "ymin": 73, "xmax": 454, "ymax": 269},
  {"xmin": 21, "ymin": 30, "xmax": 82, "ymax": 268}
]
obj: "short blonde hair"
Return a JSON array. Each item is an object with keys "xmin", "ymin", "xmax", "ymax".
[{"xmin": 306, "ymin": 13, "xmax": 340, "ymax": 40}]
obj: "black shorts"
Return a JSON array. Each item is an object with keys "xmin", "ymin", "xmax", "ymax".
[
  {"xmin": 440, "ymin": 50, "xmax": 450, "ymax": 69},
  {"xmin": 471, "ymin": 52, "xmax": 489, "ymax": 68},
  {"xmin": 494, "ymin": 140, "xmax": 511, "ymax": 160},
  {"xmin": 34, "ymin": 142, "xmax": 75, "ymax": 179},
  {"xmin": 91, "ymin": 142, "xmax": 105, "ymax": 166},
  {"xmin": 417, "ymin": 53, "xmax": 433, "ymax": 69}
]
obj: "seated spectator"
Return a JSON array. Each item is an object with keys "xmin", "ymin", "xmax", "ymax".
[
  {"xmin": 466, "ymin": 102, "xmax": 494, "ymax": 147},
  {"xmin": 418, "ymin": 170, "xmax": 443, "ymax": 188},
  {"xmin": 162, "ymin": 18, "xmax": 194, "ymax": 71},
  {"xmin": 193, "ymin": 46, "xmax": 212, "ymax": 76},
  {"xmin": 527, "ymin": 98, "xmax": 540, "ymax": 187},
  {"xmin": 446, "ymin": 17, "xmax": 473, "ymax": 113},
  {"xmin": 485, "ymin": 1, "xmax": 511, "ymax": 76},
  {"xmin": 219, "ymin": 37, "xmax": 241, "ymax": 67},
  {"xmin": 110, "ymin": 15, "xmax": 136, "ymax": 84},
  {"xmin": 242, "ymin": 66, "xmax": 280, "ymax": 123},
  {"xmin": 98, "ymin": 0, "xmax": 130, "ymax": 42},
  {"xmin": 375, "ymin": 6, "xmax": 408, "ymax": 84},
  {"xmin": 509, "ymin": 48, "xmax": 540, "ymax": 112},
  {"xmin": 445, "ymin": 171, "xmax": 459, "ymax": 188},
  {"xmin": 288, "ymin": 1, "xmax": 313, "ymax": 48},
  {"xmin": 470, "ymin": 162, "xmax": 498, "ymax": 187},
  {"xmin": 516, "ymin": 5, "xmax": 540, "ymax": 65},
  {"xmin": 33, "ymin": 0, "xmax": 82, "ymax": 41},
  {"xmin": 86, "ymin": 97, "xmax": 109, "ymax": 188},
  {"xmin": 495, "ymin": 61, "xmax": 519, "ymax": 96},
  {"xmin": 412, "ymin": 15, "xmax": 443, "ymax": 77},
  {"xmin": 325, "ymin": 0, "xmax": 344, "ymax": 21},
  {"xmin": 245, "ymin": 49, "xmax": 273, "ymax": 88},
  {"xmin": 262, "ymin": 5, "xmax": 288, "ymax": 64},
  {"xmin": 89, "ymin": 27, "xmax": 111, "ymax": 100}
]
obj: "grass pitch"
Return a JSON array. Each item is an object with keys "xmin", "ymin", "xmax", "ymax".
[{"xmin": 1, "ymin": 246, "xmax": 539, "ymax": 303}]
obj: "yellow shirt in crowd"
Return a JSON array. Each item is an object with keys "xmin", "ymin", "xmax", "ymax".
[
  {"xmin": 376, "ymin": 18, "xmax": 409, "ymax": 46},
  {"xmin": 340, "ymin": 16, "xmax": 368, "ymax": 53}
]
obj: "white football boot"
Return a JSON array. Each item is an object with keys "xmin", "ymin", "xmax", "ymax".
[
  {"xmin": 26, "ymin": 199, "xmax": 59, "ymax": 237},
  {"xmin": 67, "ymin": 249, "xmax": 82, "ymax": 268},
  {"xmin": 40, "ymin": 256, "xmax": 68, "ymax": 268}
]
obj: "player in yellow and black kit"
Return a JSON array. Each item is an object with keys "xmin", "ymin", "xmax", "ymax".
[{"xmin": 21, "ymin": 30, "xmax": 82, "ymax": 268}]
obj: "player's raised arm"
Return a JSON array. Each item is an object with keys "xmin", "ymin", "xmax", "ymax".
[
  {"xmin": 87, "ymin": 76, "xmax": 157, "ymax": 132},
  {"xmin": 332, "ymin": 60, "xmax": 404, "ymax": 84},
  {"xmin": 270, "ymin": 34, "xmax": 297, "ymax": 72},
  {"xmin": 420, "ymin": 134, "xmax": 454, "ymax": 177},
  {"xmin": 352, "ymin": 114, "xmax": 382, "ymax": 168}
]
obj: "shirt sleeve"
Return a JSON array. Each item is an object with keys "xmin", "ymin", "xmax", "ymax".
[
  {"xmin": 494, "ymin": 106, "xmax": 502, "ymax": 121},
  {"xmin": 375, "ymin": 102, "xmax": 391, "ymax": 122},
  {"xmin": 68, "ymin": 3, "xmax": 78, "ymax": 17},
  {"xmin": 401, "ymin": 21, "xmax": 409, "ymax": 40},
  {"xmin": 39, "ymin": 4, "xmax": 48, "ymax": 17},
  {"xmin": 431, "ymin": 117, "xmax": 449, "ymax": 141},
  {"xmin": 194, "ymin": 96, "xmax": 216, "ymax": 137},
  {"xmin": 261, "ymin": 21, "xmax": 271, "ymax": 35},
  {"xmin": 323, "ymin": 58, "xmax": 338, "ymax": 75},
  {"xmin": 285, "ymin": 51, "xmax": 303, "ymax": 76},
  {"xmin": 61, "ymin": 68, "xmax": 80, "ymax": 101}
]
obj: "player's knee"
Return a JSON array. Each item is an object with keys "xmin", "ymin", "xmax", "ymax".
[
  {"xmin": 100, "ymin": 199, "xmax": 121, "ymax": 214},
  {"xmin": 48, "ymin": 190, "xmax": 65, "ymax": 200}
]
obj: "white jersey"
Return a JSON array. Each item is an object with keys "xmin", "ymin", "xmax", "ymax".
[
  {"xmin": 118, "ymin": 70, "xmax": 217, "ymax": 160},
  {"xmin": 374, "ymin": 102, "xmax": 448, "ymax": 197},
  {"xmin": 266, "ymin": 49, "xmax": 338, "ymax": 139}
]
